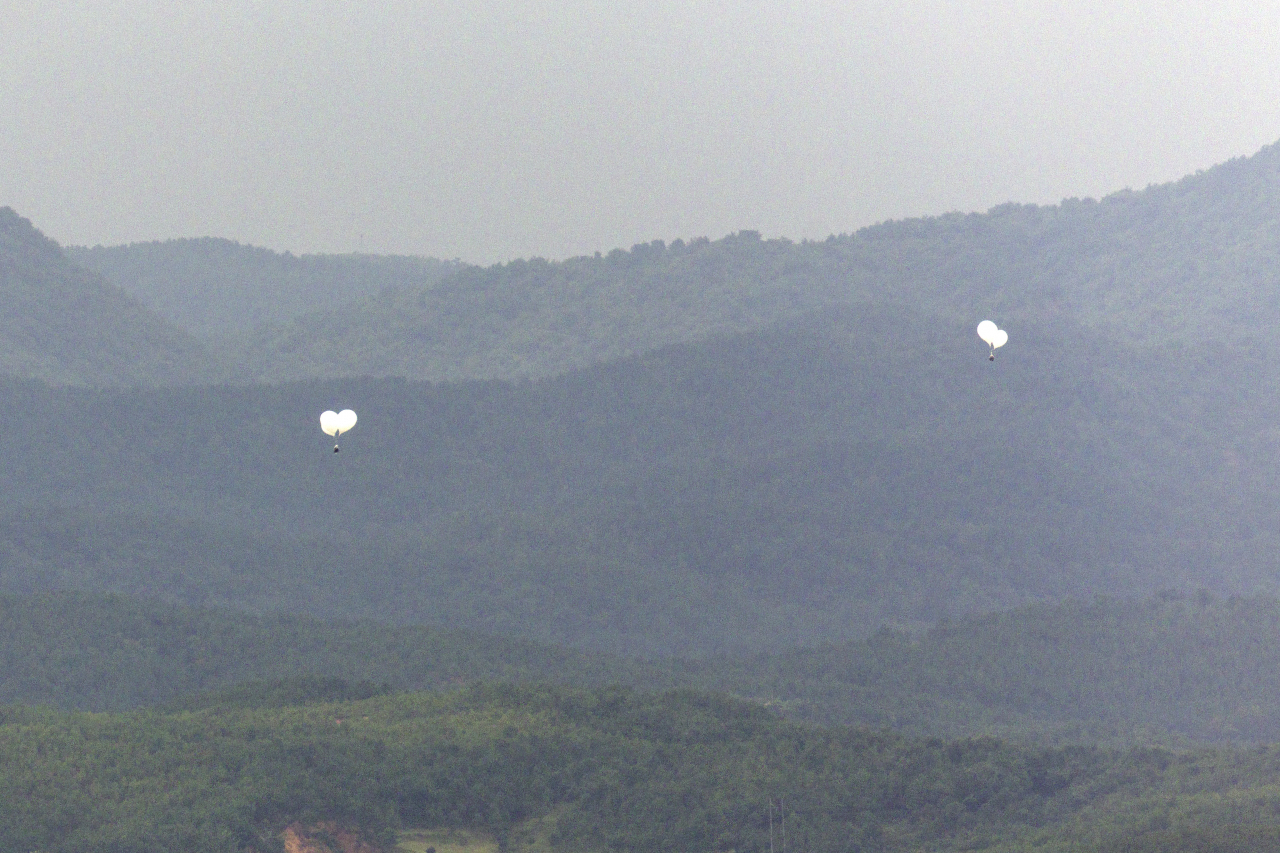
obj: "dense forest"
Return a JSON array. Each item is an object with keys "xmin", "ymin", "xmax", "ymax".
[
  {"xmin": 0, "ymin": 300, "xmax": 1273, "ymax": 652},
  {"xmin": 11, "ymin": 590, "xmax": 1280, "ymax": 747},
  {"xmin": 0, "ymin": 591, "xmax": 666, "ymax": 712},
  {"xmin": 8, "ymin": 681, "xmax": 1280, "ymax": 853},
  {"xmin": 51, "ymin": 141, "xmax": 1280, "ymax": 386},
  {"xmin": 7, "ymin": 142, "xmax": 1280, "ymax": 849}
]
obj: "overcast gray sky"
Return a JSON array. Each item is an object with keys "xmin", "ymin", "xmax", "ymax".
[{"xmin": 4, "ymin": 1, "xmax": 1280, "ymax": 264}]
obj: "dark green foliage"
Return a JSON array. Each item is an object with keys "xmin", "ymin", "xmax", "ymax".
[
  {"xmin": 6, "ymin": 684, "xmax": 1280, "ymax": 852},
  {"xmin": 17, "ymin": 591, "xmax": 1280, "ymax": 747},
  {"xmin": 0, "ymin": 592, "xmax": 665, "ymax": 712},
  {"xmin": 683, "ymin": 593, "xmax": 1280, "ymax": 745}
]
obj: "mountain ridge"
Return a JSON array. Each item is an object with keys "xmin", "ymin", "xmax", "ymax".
[
  {"xmin": 231, "ymin": 139, "xmax": 1280, "ymax": 382},
  {"xmin": 0, "ymin": 208, "xmax": 211, "ymax": 386},
  {"xmin": 66, "ymin": 238, "xmax": 461, "ymax": 339},
  {"xmin": 0, "ymin": 302, "xmax": 1271, "ymax": 654},
  {"xmin": 41, "ymin": 139, "xmax": 1280, "ymax": 387}
]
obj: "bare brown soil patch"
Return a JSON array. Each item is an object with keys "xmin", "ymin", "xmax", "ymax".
[{"xmin": 282, "ymin": 821, "xmax": 383, "ymax": 853}]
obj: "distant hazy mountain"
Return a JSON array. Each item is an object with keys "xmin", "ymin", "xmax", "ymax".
[
  {"xmin": 0, "ymin": 208, "xmax": 210, "ymax": 386},
  {"xmin": 12, "ymin": 589, "xmax": 1280, "ymax": 747},
  {"xmin": 5, "ymin": 145, "xmax": 1280, "ymax": 656},
  {"xmin": 24, "ymin": 139, "xmax": 1280, "ymax": 388},
  {"xmin": 66, "ymin": 238, "xmax": 461, "ymax": 339},
  {"xmin": 0, "ymin": 300, "xmax": 1272, "ymax": 654},
  {"xmin": 232, "ymin": 232, "xmax": 843, "ymax": 383},
  {"xmin": 231, "ymin": 141, "xmax": 1280, "ymax": 383}
]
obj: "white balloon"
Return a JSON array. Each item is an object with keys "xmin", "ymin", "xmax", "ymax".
[
  {"xmin": 320, "ymin": 409, "xmax": 357, "ymax": 437},
  {"xmin": 976, "ymin": 320, "xmax": 998, "ymax": 344},
  {"xmin": 990, "ymin": 329, "xmax": 1008, "ymax": 349}
]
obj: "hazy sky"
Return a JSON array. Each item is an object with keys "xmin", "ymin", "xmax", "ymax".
[{"xmin": 4, "ymin": 1, "xmax": 1280, "ymax": 264}]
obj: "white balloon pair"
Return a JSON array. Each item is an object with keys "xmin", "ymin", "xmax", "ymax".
[
  {"xmin": 320, "ymin": 409, "xmax": 358, "ymax": 452},
  {"xmin": 976, "ymin": 320, "xmax": 1008, "ymax": 360}
]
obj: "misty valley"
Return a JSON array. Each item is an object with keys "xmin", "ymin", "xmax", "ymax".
[{"xmin": 8, "ymin": 143, "xmax": 1280, "ymax": 850}]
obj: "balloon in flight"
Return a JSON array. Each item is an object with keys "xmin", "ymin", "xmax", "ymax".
[
  {"xmin": 976, "ymin": 321, "xmax": 1008, "ymax": 361},
  {"xmin": 320, "ymin": 409, "xmax": 357, "ymax": 452}
]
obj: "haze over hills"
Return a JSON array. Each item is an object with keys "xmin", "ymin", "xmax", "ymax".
[
  {"xmin": 189, "ymin": 142, "xmax": 1280, "ymax": 382},
  {"xmin": 14, "ymin": 589, "xmax": 1280, "ymax": 748},
  {"xmin": 0, "ymin": 591, "xmax": 665, "ymax": 712},
  {"xmin": 693, "ymin": 592, "xmax": 1280, "ymax": 745},
  {"xmin": 54, "ymin": 140, "xmax": 1280, "ymax": 387},
  {"xmin": 0, "ymin": 208, "xmax": 210, "ymax": 386},
  {"xmin": 3, "ymin": 146, "xmax": 1280, "ymax": 651},
  {"xmin": 9, "ymin": 145, "xmax": 1280, "ymax": 851},
  {"xmin": 65, "ymin": 239, "xmax": 461, "ymax": 340},
  {"xmin": 0, "ymin": 301, "xmax": 1274, "ymax": 655}
]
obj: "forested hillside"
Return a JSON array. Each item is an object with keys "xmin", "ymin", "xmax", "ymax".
[
  {"xmin": 0, "ymin": 592, "xmax": 668, "ymax": 712},
  {"xmin": 13, "ymin": 122, "xmax": 1280, "ymax": 853},
  {"xmin": 690, "ymin": 592, "xmax": 1280, "ymax": 745},
  {"xmin": 6, "ymin": 682, "xmax": 1280, "ymax": 853},
  {"xmin": 230, "ymin": 142, "xmax": 1280, "ymax": 383},
  {"xmin": 12, "ymin": 591, "xmax": 1280, "ymax": 747},
  {"xmin": 66, "ymin": 239, "xmax": 460, "ymax": 339},
  {"xmin": 0, "ymin": 298, "xmax": 1275, "ymax": 653},
  {"xmin": 0, "ymin": 209, "xmax": 210, "ymax": 386},
  {"xmin": 5, "ymin": 146, "xmax": 1280, "ymax": 658},
  {"xmin": 231, "ymin": 232, "xmax": 840, "ymax": 383},
  {"xmin": 53, "ymin": 141, "xmax": 1280, "ymax": 386}
]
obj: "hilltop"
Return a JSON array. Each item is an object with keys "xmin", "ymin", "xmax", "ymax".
[
  {"xmin": 66, "ymin": 238, "xmax": 460, "ymax": 339},
  {"xmin": 233, "ymin": 140, "xmax": 1280, "ymax": 382},
  {"xmin": 55, "ymin": 140, "xmax": 1280, "ymax": 386},
  {"xmin": 0, "ymin": 208, "xmax": 210, "ymax": 386},
  {"xmin": 3, "ymin": 145, "xmax": 1280, "ymax": 655},
  {"xmin": 0, "ymin": 591, "xmax": 667, "ymax": 712}
]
